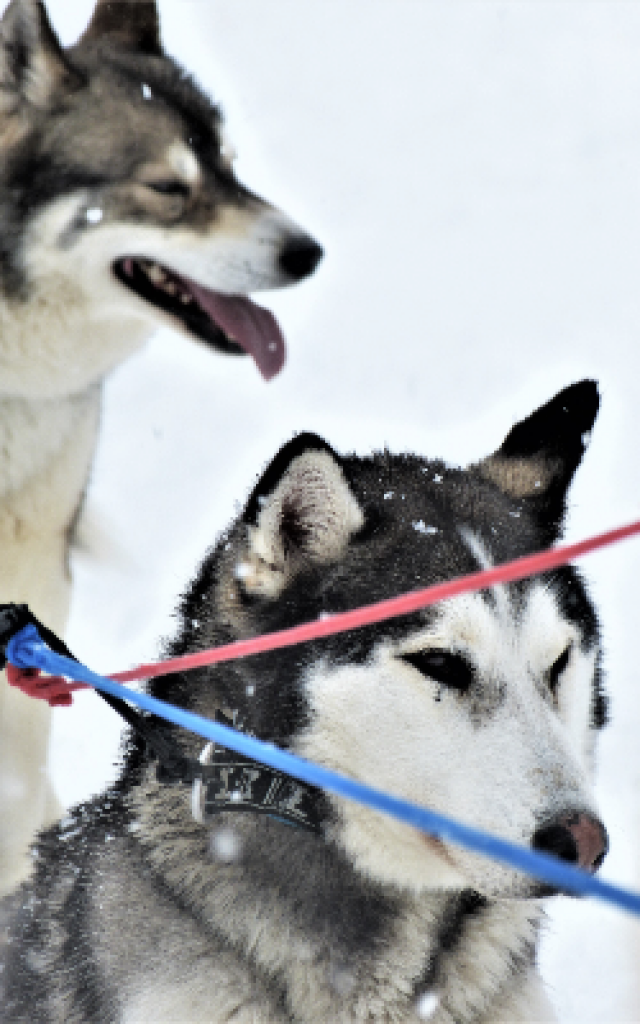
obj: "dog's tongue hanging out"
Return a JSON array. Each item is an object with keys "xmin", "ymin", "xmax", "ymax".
[{"xmin": 188, "ymin": 283, "xmax": 286, "ymax": 381}]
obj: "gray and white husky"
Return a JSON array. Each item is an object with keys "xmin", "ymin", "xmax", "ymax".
[
  {"xmin": 2, "ymin": 380, "xmax": 609, "ymax": 1023},
  {"xmin": 0, "ymin": 0, "xmax": 322, "ymax": 893}
]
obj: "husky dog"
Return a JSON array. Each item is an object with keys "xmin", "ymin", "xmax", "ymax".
[
  {"xmin": 0, "ymin": 0, "xmax": 322, "ymax": 893},
  {"xmin": 2, "ymin": 380, "xmax": 609, "ymax": 1022}
]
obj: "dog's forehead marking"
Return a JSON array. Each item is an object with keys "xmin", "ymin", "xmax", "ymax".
[
  {"xmin": 402, "ymin": 561, "xmax": 576, "ymax": 680},
  {"xmin": 458, "ymin": 528, "xmax": 508, "ymax": 617},
  {"xmin": 165, "ymin": 141, "xmax": 201, "ymax": 185}
]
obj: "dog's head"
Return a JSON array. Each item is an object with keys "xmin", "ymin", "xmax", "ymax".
[
  {"xmin": 0, "ymin": 0, "xmax": 322, "ymax": 391},
  {"xmin": 182, "ymin": 380, "xmax": 607, "ymax": 898}
]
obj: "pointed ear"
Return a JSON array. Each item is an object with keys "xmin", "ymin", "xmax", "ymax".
[
  {"xmin": 477, "ymin": 379, "xmax": 600, "ymax": 534},
  {"xmin": 80, "ymin": 0, "xmax": 162, "ymax": 55},
  {"xmin": 0, "ymin": 0, "xmax": 83, "ymax": 109},
  {"xmin": 236, "ymin": 434, "xmax": 364, "ymax": 600}
]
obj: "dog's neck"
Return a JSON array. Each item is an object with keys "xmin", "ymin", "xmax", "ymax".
[
  {"xmin": 0, "ymin": 274, "xmax": 152, "ymax": 400},
  {"xmin": 128, "ymin": 770, "xmax": 543, "ymax": 1022}
]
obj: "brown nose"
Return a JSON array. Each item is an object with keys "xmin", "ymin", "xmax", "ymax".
[{"xmin": 532, "ymin": 812, "xmax": 608, "ymax": 874}]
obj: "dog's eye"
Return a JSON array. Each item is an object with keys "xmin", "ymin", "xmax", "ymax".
[
  {"xmin": 548, "ymin": 645, "xmax": 572, "ymax": 694},
  {"xmin": 146, "ymin": 180, "xmax": 190, "ymax": 197},
  {"xmin": 400, "ymin": 650, "xmax": 474, "ymax": 693}
]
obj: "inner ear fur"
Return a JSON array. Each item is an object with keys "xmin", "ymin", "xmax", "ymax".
[
  {"xmin": 476, "ymin": 379, "xmax": 600, "ymax": 532},
  {"xmin": 79, "ymin": 0, "xmax": 162, "ymax": 55},
  {"xmin": 237, "ymin": 443, "xmax": 364, "ymax": 600},
  {"xmin": 479, "ymin": 454, "xmax": 561, "ymax": 500}
]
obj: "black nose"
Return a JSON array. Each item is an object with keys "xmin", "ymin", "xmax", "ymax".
[
  {"xmin": 279, "ymin": 235, "xmax": 324, "ymax": 281},
  {"xmin": 532, "ymin": 811, "xmax": 608, "ymax": 874}
]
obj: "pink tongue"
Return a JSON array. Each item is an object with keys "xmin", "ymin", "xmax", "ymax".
[{"xmin": 187, "ymin": 282, "xmax": 286, "ymax": 380}]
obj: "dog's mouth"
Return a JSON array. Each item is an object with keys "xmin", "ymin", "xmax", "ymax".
[{"xmin": 113, "ymin": 258, "xmax": 285, "ymax": 380}]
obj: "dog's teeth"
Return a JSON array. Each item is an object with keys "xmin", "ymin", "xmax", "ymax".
[
  {"xmin": 179, "ymin": 293, "xmax": 193, "ymax": 305},
  {"xmin": 163, "ymin": 281, "xmax": 178, "ymax": 296},
  {"xmin": 146, "ymin": 263, "xmax": 167, "ymax": 285}
]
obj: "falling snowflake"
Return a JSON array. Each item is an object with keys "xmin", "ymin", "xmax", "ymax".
[
  {"xmin": 328, "ymin": 963, "xmax": 356, "ymax": 997},
  {"xmin": 210, "ymin": 827, "xmax": 243, "ymax": 863},
  {"xmin": 412, "ymin": 520, "xmax": 438, "ymax": 535},
  {"xmin": 415, "ymin": 990, "xmax": 440, "ymax": 1019}
]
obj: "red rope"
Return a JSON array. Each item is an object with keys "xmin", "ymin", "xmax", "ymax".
[
  {"xmin": 8, "ymin": 518, "xmax": 639, "ymax": 706},
  {"xmin": 8, "ymin": 520, "xmax": 638, "ymax": 704},
  {"xmin": 108, "ymin": 518, "xmax": 640, "ymax": 684},
  {"xmin": 5, "ymin": 662, "xmax": 89, "ymax": 706}
]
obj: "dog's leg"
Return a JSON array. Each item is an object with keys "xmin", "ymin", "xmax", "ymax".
[
  {"xmin": 0, "ymin": 682, "xmax": 55, "ymax": 893},
  {"xmin": 0, "ymin": 394, "xmax": 99, "ymax": 896},
  {"xmin": 0, "ymin": 533, "xmax": 71, "ymax": 895}
]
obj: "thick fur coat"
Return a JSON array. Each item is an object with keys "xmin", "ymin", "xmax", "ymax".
[
  {"xmin": 2, "ymin": 381, "xmax": 608, "ymax": 1023},
  {"xmin": 0, "ymin": 0, "xmax": 321, "ymax": 893}
]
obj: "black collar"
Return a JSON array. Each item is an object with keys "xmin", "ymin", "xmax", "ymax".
[
  {"xmin": 191, "ymin": 713, "xmax": 323, "ymax": 834},
  {"xmin": 0, "ymin": 603, "xmax": 324, "ymax": 835},
  {"xmin": 139, "ymin": 706, "xmax": 325, "ymax": 834}
]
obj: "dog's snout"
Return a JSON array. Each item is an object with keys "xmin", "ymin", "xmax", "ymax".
[
  {"xmin": 532, "ymin": 812, "xmax": 608, "ymax": 874},
  {"xmin": 279, "ymin": 235, "xmax": 324, "ymax": 281}
]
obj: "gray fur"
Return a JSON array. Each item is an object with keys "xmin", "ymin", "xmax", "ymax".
[{"xmin": 2, "ymin": 382, "xmax": 607, "ymax": 1022}]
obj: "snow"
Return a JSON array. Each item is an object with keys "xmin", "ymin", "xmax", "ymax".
[
  {"xmin": 8, "ymin": 0, "xmax": 639, "ymax": 1019},
  {"xmin": 209, "ymin": 827, "xmax": 243, "ymax": 864},
  {"xmin": 415, "ymin": 991, "xmax": 441, "ymax": 1020},
  {"xmin": 413, "ymin": 521, "xmax": 438, "ymax": 535}
]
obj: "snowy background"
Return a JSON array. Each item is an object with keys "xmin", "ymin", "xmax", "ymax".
[{"xmin": 16, "ymin": 0, "xmax": 640, "ymax": 1019}]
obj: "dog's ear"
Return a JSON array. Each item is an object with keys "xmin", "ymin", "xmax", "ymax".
[
  {"xmin": 477, "ymin": 379, "xmax": 600, "ymax": 536},
  {"xmin": 0, "ymin": 0, "xmax": 82, "ymax": 109},
  {"xmin": 80, "ymin": 0, "xmax": 162, "ymax": 55},
  {"xmin": 236, "ymin": 434, "xmax": 364, "ymax": 600}
]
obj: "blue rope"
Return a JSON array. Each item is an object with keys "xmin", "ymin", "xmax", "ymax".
[{"xmin": 8, "ymin": 624, "xmax": 640, "ymax": 918}]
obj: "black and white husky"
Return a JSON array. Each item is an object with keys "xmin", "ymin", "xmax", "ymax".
[
  {"xmin": 2, "ymin": 380, "xmax": 608, "ymax": 1023},
  {"xmin": 0, "ymin": 0, "xmax": 322, "ymax": 892}
]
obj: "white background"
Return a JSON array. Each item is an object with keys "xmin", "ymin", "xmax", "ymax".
[{"xmin": 13, "ymin": 1, "xmax": 640, "ymax": 1019}]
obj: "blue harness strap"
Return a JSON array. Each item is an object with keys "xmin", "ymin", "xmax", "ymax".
[{"xmin": 7, "ymin": 624, "xmax": 640, "ymax": 919}]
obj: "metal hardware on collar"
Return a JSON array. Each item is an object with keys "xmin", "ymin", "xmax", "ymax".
[
  {"xmin": 191, "ymin": 741, "xmax": 216, "ymax": 823},
  {"xmin": 191, "ymin": 712, "xmax": 323, "ymax": 834}
]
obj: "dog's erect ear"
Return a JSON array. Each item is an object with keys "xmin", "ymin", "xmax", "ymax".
[
  {"xmin": 236, "ymin": 434, "xmax": 364, "ymax": 600},
  {"xmin": 477, "ymin": 379, "xmax": 600, "ymax": 535},
  {"xmin": 80, "ymin": 0, "xmax": 162, "ymax": 55},
  {"xmin": 0, "ymin": 0, "xmax": 82, "ymax": 109}
]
